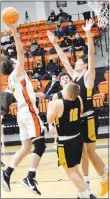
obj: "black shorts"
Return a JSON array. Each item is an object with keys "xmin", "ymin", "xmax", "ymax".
[
  {"xmin": 81, "ymin": 112, "xmax": 99, "ymax": 143},
  {"xmin": 57, "ymin": 134, "xmax": 83, "ymax": 168}
]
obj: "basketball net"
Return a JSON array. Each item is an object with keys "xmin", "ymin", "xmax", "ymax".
[{"xmin": 87, "ymin": 0, "xmax": 109, "ymax": 29}]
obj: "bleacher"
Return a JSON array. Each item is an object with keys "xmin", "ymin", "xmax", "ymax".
[{"xmin": 1, "ymin": 18, "xmax": 101, "ymax": 71}]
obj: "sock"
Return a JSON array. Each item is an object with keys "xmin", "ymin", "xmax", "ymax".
[
  {"xmin": 28, "ymin": 168, "xmax": 36, "ymax": 179},
  {"xmin": 101, "ymin": 174, "xmax": 108, "ymax": 183},
  {"xmin": 84, "ymin": 175, "xmax": 89, "ymax": 183},
  {"xmin": 79, "ymin": 189, "xmax": 90, "ymax": 198},
  {"xmin": 5, "ymin": 166, "xmax": 14, "ymax": 177}
]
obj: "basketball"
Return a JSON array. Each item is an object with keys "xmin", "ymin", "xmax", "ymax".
[{"xmin": 1, "ymin": 7, "xmax": 19, "ymax": 24}]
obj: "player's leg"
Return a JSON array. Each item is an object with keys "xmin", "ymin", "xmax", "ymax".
[
  {"xmin": 81, "ymin": 143, "xmax": 89, "ymax": 189},
  {"xmin": 1, "ymin": 139, "xmax": 32, "ymax": 192},
  {"xmin": 86, "ymin": 142, "xmax": 108, "ymax": 196},
  {"xmin": 57, "ymin": 136, "xmax": 97, "ymax": 198},
  {"xmin": 64, "ymin": 165, "xmax": 96, "ymax": 198},
  {"xmin": 21, "ymin": 137, "xmax": 46, "ymax": 195},
  {"xmin": 82, "ymin": 113, "xmax": 108, "ymax": 196},
  {"xmin": 21, "ymin": 115, "xmax": 46, "ymax": 195}
]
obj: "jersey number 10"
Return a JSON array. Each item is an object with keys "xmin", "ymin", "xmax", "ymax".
[{"xmin": 70, "ymin": 108, "xmax": 78, "ymax": 122}]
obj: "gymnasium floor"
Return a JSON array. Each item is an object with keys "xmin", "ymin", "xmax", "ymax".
[{"xmin": 1, "ymin": 138, "xmax": 109, "ymax": 198}]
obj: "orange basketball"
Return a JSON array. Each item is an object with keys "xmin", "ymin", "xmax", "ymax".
[{"xmin": 1, "ymin": 7, "xmax": 19, "ymax": 24}]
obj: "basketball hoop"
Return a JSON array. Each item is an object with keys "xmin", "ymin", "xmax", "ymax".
[{"xmin": 87, "ymin": 0, "xmax": 109, "ymax": 29}]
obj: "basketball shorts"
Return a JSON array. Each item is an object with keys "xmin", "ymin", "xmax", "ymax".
[
  {"xmin": 57, "ymin": 134, "xmax": 83, "ymax": 168},
  {"xmin": 17, "ymin": 110, "xmax": 44, "ymax": 141},
  {"xmin": 81, "ymin": 112, "xmax": 99, "ymax": 143}
]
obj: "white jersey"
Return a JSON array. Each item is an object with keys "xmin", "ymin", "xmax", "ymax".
[
  {"xmin": 8, "ymin": 71, "xmax": 37, "ymax": 112},
  {"xmin": 8, "ymin": 70, "xmax": 45, "ymax": 139}
]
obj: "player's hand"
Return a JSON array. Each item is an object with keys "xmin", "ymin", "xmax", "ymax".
[
  {"xmin": 49, "ymin": 124, "xmax": 57, "ymax": 135},
  {"xmin": 82, "ymin": 19, "xmax": 94, "ymax": 33},
  {"xmin": 47, "ymin": 30, "xmax": 57, "ymax": 44},
  {"xmin": 8, "ymin": 23, "xmax": 17, "ymax": 36}
]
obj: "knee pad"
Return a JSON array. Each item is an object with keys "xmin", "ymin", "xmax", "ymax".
[{"xmin": 33, "ymin": 138, "xmax": 46, "ymax": 157}]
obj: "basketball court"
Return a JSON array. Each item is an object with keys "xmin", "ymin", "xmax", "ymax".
[{"xmin": 1, "ymin": 139, "xmax": 109, "ymax": 198}]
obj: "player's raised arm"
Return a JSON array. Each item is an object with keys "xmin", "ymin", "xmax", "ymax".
[
  {"xmin": 82, "ymin": 19, "xmax": 95, "ymax": 87},
  {"xmin": 9, "ymin": 24, "xmax": 24, "ymax": 77},
  {"xmin": 47, "ymin": 30, "xmax": 75, "ymax": 79}
]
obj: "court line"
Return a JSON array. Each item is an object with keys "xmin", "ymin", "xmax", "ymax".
[{"xmin": 1, "ymin": 144, "xmax": 108, "ymax": 156}]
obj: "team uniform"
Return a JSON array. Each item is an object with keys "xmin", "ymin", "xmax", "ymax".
[
  {"xmin": 8, "ymin": 70, "xmax": 45, "ymax": 146},
  {"xmin": 74, "ymin": 76, "xmax": 98, "ymax": 143},
  {"xmin": 55, "ymin": 96, "xmax": 83, "ymax": 168}
]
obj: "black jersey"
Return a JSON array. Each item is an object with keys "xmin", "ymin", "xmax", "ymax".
[
  {"xmin": 55, "ymin": 98, "xmax": 81, "ymax": 136},
  {"xmin": 74, "ymin": 76, "xmax": 93, "ymax": 113}
]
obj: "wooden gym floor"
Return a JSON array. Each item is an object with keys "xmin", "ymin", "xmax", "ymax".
[{"xmin": 1, "ymin": 139, "xmax": 109, "ymax": 198}]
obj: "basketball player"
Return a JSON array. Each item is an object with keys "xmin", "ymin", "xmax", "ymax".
[
  {"xmin": 47, "ymin": 82, "xmax": 97, "ymax": 199},
  {"xmin": 49, "ymin": 72, "xmax": 72, "ymax": 138},
  {"xmin": 1, "ymin": 24, "xmax": 46, "ymax": 194},
  {"xmin": 52, "ymin": 72, "xmax": 90, "ymax": 190},
  {"xmin": 47, "ymin": 19, "xmax": 108, "ymax": 196}
]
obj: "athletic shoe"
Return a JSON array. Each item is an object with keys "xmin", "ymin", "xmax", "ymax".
[
  {"xmin": 77, "ymin": 194, "xmax": 97, "ymax": 199},
  {"xmin": 99, "ymin": 181, "xmax": 108, "ymax": 196},
  {"xmin": 1, "ymin": 161, "xmax": 5, "ymax": 167},
  {"xmin": 90, "ymin": 194, "xmax": 97, "ymax": 199},
  {"xmin": 21, "ymin": 177, "xmax": 41, "ymax": 195},
  {"xmin": 1, "ymin": 170, "xmax": 11, "ymax": 192}
]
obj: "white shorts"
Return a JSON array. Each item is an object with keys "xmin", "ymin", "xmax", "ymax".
[{"xmin": 17, "ymin": 110, "xmax": 44, "ymax": 141}]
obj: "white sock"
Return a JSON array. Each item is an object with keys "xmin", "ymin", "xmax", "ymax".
[
  {"xmin": 10, "ymin": 164, "xmax": 15, "ymax": 169},
  {"xmin": 84, "ymin": 175, "xmax": 89, "ymax": 183},
  {"xmin": 29, "ymin": 168, "xmax": 36, "ymax": 172},
  {"xmin": 79, "ymin": 189, "xmax": 90, "ymax": 198},
  {"xmin": 101, "ymin": 174, "xmax": 108, "ymax": 183}
]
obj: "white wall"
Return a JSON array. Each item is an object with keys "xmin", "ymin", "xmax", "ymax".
[
  {"xmin": 1, "ymin": 1, "xmax": 36, "ymax": 31},
  {"xmin": 1, "ymin": 1, "xmax": 93, "ymax": 31},
  {"xmin": 44, "ymin": 1, "xmax": 50, "ymax": 20},
  {"xmin": 49, "ymin": 1, "xmax": 93, "ymax": 20}
]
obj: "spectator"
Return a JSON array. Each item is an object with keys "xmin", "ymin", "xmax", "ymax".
[
  {"xmin": 60, "ymin": 34, "xmax": 73, "ymax": 52},
  {"xmin": 28, "ymin": 39, "xmax": 41, "ymax": 57},
  {"xmin": 56, "ymin": 8, "xmax": 72, "ymax": 23},
  {"xmin": 32, "ymin": 60, "xmax": 45, "ymax": 80},
  {"xmin": 1, "ymin": 31, "xmax": 12, "ymax": 55},
  {"xmin": 47, "ymin": 10, "xmax": 57, "ymax": 23},
  {"xmin": 54, "ymin": 22, "xmax": 64, "ymax": 38},
  {"xmin": 43, "ymin": 58, "xmax": 61, "ymax": 79},
  {"xmin": 7, "ymin": 41, "xmax": 17, "ymax": 59},
  {"xmin": 36, "ymin": 74, "xmax": 61, "ymax": 100},
  {"xmin": 83, "ymin": 11, "xmax": 91, "ymax": 21},
  {"xmin": 73, "ymin": 33, "xmax": 88, "ymax": 54},
  {"xmin": 1, "ymin": 87, "xmax": 16, "ymax": 117},
  {"xmin": 67, "ymin": 21, "xmax": 76, "ymax": 36},
  {"xmin": 1, "ymin": 85, "xmax": 17, "ymax": 148}
]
